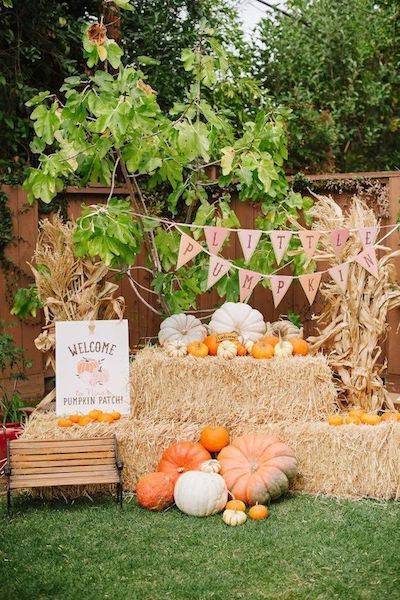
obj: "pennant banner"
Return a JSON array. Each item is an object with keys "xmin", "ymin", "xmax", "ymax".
[
  {"xmin": 270, "ymin": 275, "xmax": 293, "ymax": 308},
  {"xmin": 176, "ymin": 233, "xmax": 203, "ymax": 270},
  {"xmin": 330, "ymin": 228, "xmax": 350, "ymax": 256},
  {"xmin": 329, "ymin": 263, "xmax": 349, "ymax": 293},
  {"xmin": 204, "ymin": 226, "xmax": 229, "ymax": 255},
  {"xmin": 359, "ymin": 226, "xmax": 378, "ymax": 249},
  {"xmin": 270, "ymin": 231, "xmax": 293, "ymax": 265},
  {"xmin": 237, "ymin": 229, "xmax": 262, "ymax": 263},
  {"xmin": 207, "ymin": 256, "xmax": 231, "ymax": 290},
  {"xmin": 299, "ymin": 230, "xmax": 321, "ymax": 261},
  {"xmin": 299, "ymin": 273, "xmax": 322, "ymax": 305},
  {"xmin": 239, "ymin": 269, "xmax": 262, "ymax": 302},
  {"xmin": 354, "ymin": 248, "xmax": 379, "ymax": 278}
]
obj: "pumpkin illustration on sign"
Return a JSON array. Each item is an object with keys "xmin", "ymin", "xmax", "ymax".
[{"xmin": 76, "ymin": 357, "xmax": 109, "ymax": 385}]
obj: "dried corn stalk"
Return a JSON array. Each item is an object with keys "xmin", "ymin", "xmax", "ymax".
[
  {"xmin": 308, "ymin": 194, "xmax": 400, "ymax": 411},
  {"xmin": 31, "ymin": 216, "xmax": 125, "ymax": 369}
]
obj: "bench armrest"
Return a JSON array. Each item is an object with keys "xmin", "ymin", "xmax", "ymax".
[{"xmin": 116, "ymin": 460, "xmax": 124, "ymax": 472}]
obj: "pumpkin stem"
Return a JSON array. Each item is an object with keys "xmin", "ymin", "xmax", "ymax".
[{"xmin": 177, "ymin": 467, "xmax": 185, "ymax": 473}]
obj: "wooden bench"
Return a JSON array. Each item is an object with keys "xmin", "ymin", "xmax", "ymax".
[{"xmin": 3, "ymin": 436, "xmax": 124, "ymax": 515}]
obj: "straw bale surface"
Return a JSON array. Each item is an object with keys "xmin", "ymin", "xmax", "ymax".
[
  {"xmin": 21, "ymin": 414, "xmax": 400, "ymax": 500},
  {"xmin": 130, "ymin": 348, "xmax": 337, "ymax": 424}
]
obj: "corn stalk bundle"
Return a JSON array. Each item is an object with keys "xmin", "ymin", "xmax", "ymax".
[
  {"xmin": 308, "ymin": 194, "xmax": 400, "ymax": 411},
  {"xmin": 31, "ymin": 216, "xmax": 125, "ymax": 369}
]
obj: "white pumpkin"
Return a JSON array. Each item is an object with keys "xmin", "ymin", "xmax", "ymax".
[
  {"xmin": 209, "ymin": 302, "xmax": 266, "ymax": 344},
  {"xmin": 217, "ymin": 340, "xmax": 237, "ymax": 360},
  {"xmin": 223, "ymin": 509, "xmax": 247, "ymax": 527},
  {"xmin": 158, "ymin": 313, "xmax": 207, "ymax": 346},
  {"xmin": 267, "ymin": 320, "xmax": 303, "ymax": 340},
  {"xmin": 174, "ymin": 470, "xmax": 228, "ymax": 517},
  {"xmin": 245, "ymin": 340, "xmax": 254, "ymax": 354},
  {"xmin": 200, "ymin": 459, "xmax": 221, "ymax": 474},
  {"xmin": 274, "ymin": 340, "xmax": 293, "ymax": 358},
  {"xmin": 164, "ymin": 340, "xmax": 188, "ymax": 358}
]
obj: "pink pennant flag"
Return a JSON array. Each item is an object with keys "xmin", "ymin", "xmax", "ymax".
[
  {"xmin": 206, "ymin": 256, "xmax": 231, "ymax": 290},
  {"xmin": 176, "ymin": 233, "xmax": 203, "ymax": 270},
  {"xmin": 298, "ymin": 230, "xmax": 321, "ymax": 260},
  {"xmin": 354, "ymin": 248, "xmax": 379, "ymax": 278},
  {"xmin": 359, "ymin": 226, "xmax": 378, "ymax": 249},
  {"xmin": 237, "ymin": 229, "xmax": 262, "ymax": 262},
  {"xmin": 270, "ymin": 231, "xmax": 293, "ymax": 265},
  {"xmin": 270, "ymin": 275, "xmax": 293, "ymax": 308},
  {"xmin": 239, "ymin": 269, "xmax": 262, "ymax": 302},
  {"xmin": 299, "ymin": 273, "xmax": 322, "ymax": 305},
  {"xmin": 330, "ymin": 228, "xmax": 350, "ymax": 256},
  {"xmin": 204, "ymin": 226, "xmax": 229, "ymax": 255},
  {"xmin": 328, "ymin": 263, "xmax": 349, "ymax": 293}
]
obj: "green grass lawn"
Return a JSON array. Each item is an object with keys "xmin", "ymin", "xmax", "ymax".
[{"xmin": 0, "ymin": 493, "xmax": 399, "ymax": 600}]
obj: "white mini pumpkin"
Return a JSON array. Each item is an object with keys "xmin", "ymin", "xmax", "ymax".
[
  {"xmin": 267, "ymin": 320, "xmax": 303, "ymax": 340},
  {"xmin": 274, "ymin": 340, "xmax": 293, "ymax": 358},
  {"xmin": 200, "ymin": 459, "xmax": 221, "ymax": 474},
  {"xmin": 223, "ymin": 509, "xmax": 247, "ymax": 527},
  {"xmin": 164, "ymin": 340, "xmax": 188, "ymax": 358},
  {"xmin": 174, "ymin": 470, "xmax": 228, "ymax": 517},
  {"xmin": 209, "ymin": 302, "xmax": 266, "ymax": 344},
  {"xmin": 217, "ymin": 340, "xmax": 237, "ymax": 360},
  {"xmin": 158, "ymin": 314, "xmax": 207, "ymax": 346}
]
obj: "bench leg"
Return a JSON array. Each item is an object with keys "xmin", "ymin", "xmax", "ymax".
[
  {"xmin": 120, "ymin": 481, "xmax": 123, "ymax": 508},
  {"xmin": 7, "ymin": 486, "xmax": 11, "ymax": 518}
]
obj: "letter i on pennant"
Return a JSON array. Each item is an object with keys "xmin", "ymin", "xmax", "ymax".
[
  {"xmin": 328, "ymin": 263, "xmax": 349, "ymax": 293},
  {"xmin": 237, "ymin": 230, "xmax": 262, "ymax": 262},
  {"xmin": 176, "ymin": 233, "xmax": 203, "ymax": 270}
]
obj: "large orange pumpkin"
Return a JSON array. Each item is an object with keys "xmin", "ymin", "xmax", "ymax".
[
  {"xmin": 218, "ymin": 434, "xmax": 297, "ymax": 505},
  {"xmin": 289, "ymin": 338, "xmax": 309, "ymax": 356},
  {"xmin": 200, "ymin": 426, "xmax": 230, "ymax": 453},
  {"xmin": 260, "ymin": 335, "xmax": 279, "ymax": 347},
  {"xmin": 204, "ymin": 335, "xmax": 219, "ymax": 356},
  {"xmin": 136, "ymin": 472, "xmax": 175, "ymax": 511},
  {"xmin": 157, "ymin": 441, "xmax": 211, "ymax": 484}
]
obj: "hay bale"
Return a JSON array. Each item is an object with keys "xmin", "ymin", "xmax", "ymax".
[
  {"xmin": 21, "ymin": 414, "xmax": 400, "ymax": 500},
  {"xmin": 130, "ymin": 348, "xmax": 337, "ymax": 424}
]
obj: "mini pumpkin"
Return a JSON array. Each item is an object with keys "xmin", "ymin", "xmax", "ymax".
[
  {"xmin": 77, "ymin": 416, "xmax": 91, "ymax": 426},
  {"xmin": 203, "ymin": 334, "xmax": 219, "ymax": 356},
  {"xmin": 223, "ymin": 509, "xmax": 247, "ymax": 526},
  {"xmin": 200, "ymin": 459, "xmax": 221, "ymax": 474},
  {"xmin": 251, "ymin": 340, "xmax": 274, "ymax": 359},
  {"xmin": 290, "ymin": 338, "xmax": 309, "ymax": 356},
  {"xmin": 97, "ymin": 413, "xmax": 114, "ymax": 423},
  {"xmin": 57, "ymin": 418, "xmax": 73, "ymax": 428},
  {"xmin": 381, "ymin": 412, "xmax": 400, "ymax": 422},
  {"xmin": 136, "ymin": 472, "xmax": 174, "ymax": 511},
  {"xmin": 226, "ymin": 499, "xmax": 246, "ymax": 512},
  {"xmin": 345, "ymin": 415, "xmax": 361, "ymax": 425},
  {"xmin": 158, "ymin": 441, "xmax": 211, "ymax": 484},
  {"xmin": 69, "ymin": 415, "xmax": 80, "ymax": 424},
  {"xmin": 174, "ymin": 470, "xmax": 228, "ymax": 517},
  {"xmin": 218, "ymin": 434, "xmax": 297, "ymax": 505},
  {"xmin": 217, "ymin": 340, "xmax": 237, "ymax": 360},
  {"xmin": 361, "ymin": 413, "xmax": 381, "ymax": 425},
  {"xmin": 164, "ymin": 340, "xmax": 188, "ymax": 358},
  {"xmin": 111, "ymin": 411, "xmax": 121, "ymax": 421},
  {"xmin": 249, "ymin": 504, "xmax": 269, "ymax": 520},
  {"xmin": 348, "ymin": 408, "xmax": 365, "ymax": 418},
  {"xmin": 158, "ymin": 313, "xmax": 207, "ymax": 346},
  {"xmin": 328, "ymin": 415, "xmax": 343, "ymax": 426},
  {"xmin": 260, "ymin": 335, "xmax": 279, "ymax": 347},
  {"xmin": 233, "ymin": 339, "xmax": 247, "ymax": 356},
  {"xmin": 187, "ymin": 341, "xmax": 209, "ymax": 358},
  {"xmin": 88, "ymin": 409, "xmax": 102, "ymax": 420},
  {"xmin": 200, "ymin": 426, "xmax": 230, "ymax": 453},
  {"xmin": 274, "ymin": 340, "xmax": 293, "ymax": 358},
  {"xmin": 267, "ymin": 320, "xmax": 303, "ymax": 340}
]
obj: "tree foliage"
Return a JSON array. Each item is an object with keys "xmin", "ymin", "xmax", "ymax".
[{"xmin": 257, "ymin": 0, "xmax": 400, "ymax": 172}]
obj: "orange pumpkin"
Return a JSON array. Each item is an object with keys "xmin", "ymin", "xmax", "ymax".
[
  {"xmin": 218, "ymin": 434, "xmax": 297, "ymax": 505},
  {"xmin": 345, "ymin": 415, "xmax": 361, "ymax": 425},
  {"xmin": 233, "ymin": 340, "xmax": 247, "ymax": 356},
  {"xmin": 203, "ymin": 335, "xmax": 219, "ymax": 356},
  {"xmin": 361, "ymin": 413, "xmax": 381, "ymax": 425},
  {"xmin": 290, "ymin": 338, "xmax": 309, "ymax": 356},
  {"xmin": 200, "ymin": 426, "xmax": 230, "ymax": 453},
  {"xmin": 136, "ymin": 472, "xmax": 175, "ymax": 511},
  {"xmin": 77, "ymin": 415, "xmax": 91, "ymax": 426},
  {"xmin": 57, "ymin": 418, "xmax": 73, "ymax": 428},
  {"xmin": 249, "ymin": 504, "xmax": 269, "ymax": 520},
  {"xmin": 88, "ymin": 409, "xmax": 102, "ymax": 420},
  {"xmin": 348, "ymin": 408, "xmax": 365, "ymax": 418},
  {"xmin": 226, "ymin": 499, "xmax": 246, "ymax": 512},
  {"xmin": 69, "ymin": 415, "xmax": 80, "ymax": 424},
  {"xmin": 97, "ymin": 413, "xmax": 114, "ymax": 423},
  {"xmin": 187, "ymin": 341, "xmax": 209, "ymax": 358},
  {"xmin": 261, "ymin": 335, "xmax": 279, "ymax": 347},
  {"xmin": 251, "ymin": 340, "xmax": 274, "ymax": 359},
  {"xmin": 328, "ymin": 415, "xmax": 343, "ymax": 426},
  {"xmin": 111, "ymin": 411, "xmax": 121, "ymax": 421},
  {"xmin": 381, "ymin": 412, "xmax": 400, "ymax": 422},
  {"xmin": 158, "ymin": 441, "xmax": 211, "ymax": 484}
]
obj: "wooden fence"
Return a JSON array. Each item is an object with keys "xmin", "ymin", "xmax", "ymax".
[{"xmin": 1, "ymin": 171, "xmax": 400, "ymax": 401}]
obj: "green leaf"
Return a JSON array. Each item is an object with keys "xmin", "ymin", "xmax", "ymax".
[
  {"xmin": 220, "ymin": 146, "xmax": 235, "ymax": 176},
  {"xmin": 113, "ymin": 0, "xmax": 134, "ymax": 10},
  {"xmin": 181, "ymin": 49, "xmax": 195, "ymax": 72},
  {"xmin": 105, "ymin": 40, "xmax": 123, "ymax": 69},
  {"xmin": 137, "ymin": 56, "xmax": 160, "ymax": 66},
  {"xmin": 25, "ymin": 91, "xmax": 51, "ymax": 107}
]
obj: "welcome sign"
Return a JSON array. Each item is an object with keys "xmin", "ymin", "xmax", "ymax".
[{"xmin": 55, "ymin": 319, "xmax": 130, "ymax": 416}]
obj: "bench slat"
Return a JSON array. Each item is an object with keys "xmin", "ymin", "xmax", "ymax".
[
  {"xmin": 12, "ymin": 465, "xmax": 117, "ymax": 475},
  {"xmin": 11, "ymin": 437, "xmax": 114, "ymax": 448},
  {"xmin": 10, "ymin": 445, "xmax": 114, "ymax": 455},
  {"xmin": 11, "ymin": 451, "xmax": 114, "ymax": 462},
  {"xmin": 10, "ymin": 474, "xmax": 119, "ymax": 489},
  {"xmin": 11, "ymin": 457, "xmax": 115, "ymax": 468}
]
